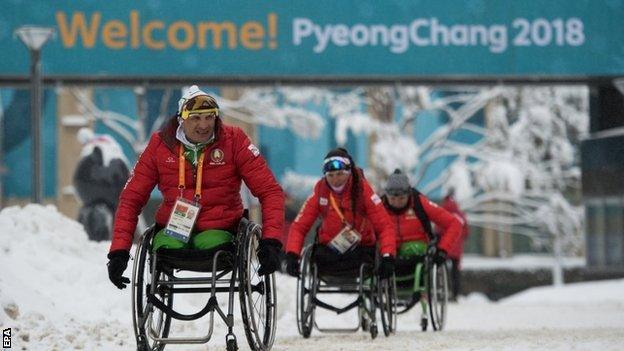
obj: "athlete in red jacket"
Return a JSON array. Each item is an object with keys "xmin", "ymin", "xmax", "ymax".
[
  {"xmin": 382, "ymin": 169, "xmax": 462, "ymax": 265},
  {"xmin": 107, "ymin": 86, "xmax": 284, "ymax": 289},
  {"xmin": 284, "ymin": 148, "xmax": 396, "ymax": 279}
]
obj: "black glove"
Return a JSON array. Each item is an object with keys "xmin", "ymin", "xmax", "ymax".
[
  {"xmin": 257, "ymin": 239, "xmax": 282, "ymax": 276},
  {"xmin": 378, "ymin": 255, "xmax": 396, "ymax": 279},
  {"xmin": 107, "ymin": 250, "xmax": 130, "ymax": 289},
  {"xmin": 285, "ymin": 252, "xmax": 300, "ymax": 278},
  {"xmin": 432, "ymin": 248, "xmax": 448, "ymax": 265}
]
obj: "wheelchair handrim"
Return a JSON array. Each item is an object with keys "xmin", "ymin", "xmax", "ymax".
[
  {"xmin": 239, "ymin": 223, "xmax": 277, "ymax": 350},
  {"xmin": 428, "ymin": 263, "xmax": 448, "ymax": 331},
  {"xmin": 296, "ymin": 246, "xmax": 315, "ymax": 336},
  {"xmin": 132, "ymin": 232, "xmax": 172, "ymax": 350}
]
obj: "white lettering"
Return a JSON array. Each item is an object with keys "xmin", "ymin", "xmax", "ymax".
[
  {"xmin": 292, "ymin": 18, "xmax": 313, "ymax": 45},
  {"xmin": 370, "ymin": 25, "xmax": 389, "ymax": 46},
  {"xmin": 290, "ymin": 17, "xmax": 582, "ymax": 55},
  {"xmin": 430, "ymin": 18, "xmax": 449, "ymax": 46},
  {"xmin": 390, "ymin": 25, "xmax": 409, "ymax": 53},
  {"xmin": 331, "ymin": 25, "xmax": 349, "ymax": 46},
  {"xmin": 312, "ymin": 24, "xmax": 333, "ymax": 53},
  {"xmin": 350, "ymin": 24, "xmax": 369, "ymax": 46},
  {"xmin": 409, "ymin": 19, "xmax": 429, "ymax": 46},
  {"xmin": 489, "ymin": 25, "xmax": 508, "ymax": 53}
]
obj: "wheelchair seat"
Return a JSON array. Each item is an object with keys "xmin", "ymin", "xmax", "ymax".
[
  {"xmin": 317, "ymin": 266, "xmax": 375, "ymax": 284},
  {"xmin": 395, "ymin": 255, "xmax": 425, "ymax": 277},
  {"xmin": 312, "ymin": 244, "xmax": 376, "ymax": 281},
  {"xmin": 155, "ymin": 242, "xmax": 235, "ymax": 272}
]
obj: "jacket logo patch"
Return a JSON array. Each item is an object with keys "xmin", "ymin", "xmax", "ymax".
[
  {"xmin": 209, "ymin": 148, "xmax": 225, "ymax": 165},
  {"xmin": 371, "ymin": 193, "xmax": 382, "ymax": 205},
  {"xmin": 166, "ymin": 156, "xmax": 175, "ymax": 163},
  {"xmin": 248, "ymin": 144, "xmax": 260, "ymax": 157},
  {"xmin": 319, "ymin": 197, "xmax": 328, "ymax": 206}
]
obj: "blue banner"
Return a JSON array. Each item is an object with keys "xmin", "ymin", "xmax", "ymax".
[{"xmin": 1, "ymin": 0, "xmax": 624, "ymax": 77}]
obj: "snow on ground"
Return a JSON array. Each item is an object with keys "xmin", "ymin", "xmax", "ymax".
[{"xmin": 1, "ymin": 204, "xmax": 623, "ymax": 350}]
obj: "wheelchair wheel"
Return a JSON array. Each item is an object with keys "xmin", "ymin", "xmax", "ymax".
[
  {"xmin": 238, "ymin": 222, "xmax": 277, "ymax": 351},
  {"xmin": 360, "ymin": 277, "xmax": 377, "ymax": 334},
  {"xmin": 378, "ymin": 277, "xmax": 397, "ymax": 337},
  {"xmin": 132, "ymin": 230, "xmax": 173, "ymax": 351},
  {"xmin": 296, "ymin": 245, "xmax": 315, "ymax": 338},
  {"xmin": 427, "ymin": 262, "xmax": 448, "ymax": 331}
]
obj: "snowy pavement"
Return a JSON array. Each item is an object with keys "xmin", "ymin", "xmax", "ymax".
[{"xmin": 1, "ymin": 204, "xmax": 623, "ymax": 350}]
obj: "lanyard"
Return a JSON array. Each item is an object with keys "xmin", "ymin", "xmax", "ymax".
[
  {"xmin": 178, "ymin": 145, "xmax": 206, "ymax": 202},
  {"xmin": 329, "ymin": 193, "xmax": 349, "ymax": 226},
  {"xmin": 329, "ymin": 192, "xmax": 368, "ymax": 233}
]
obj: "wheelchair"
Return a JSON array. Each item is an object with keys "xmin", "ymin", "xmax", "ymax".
[
  {"xmin": 394, "ymin": 240, "xmax": 449, "ymax": 331},
  {"xmin": 295, "ymin": 243, "xmax": 397, "ymax": 339},
  {"xmin": 131, "ymin": 217, "xmax": 276, "ymax": 351}
]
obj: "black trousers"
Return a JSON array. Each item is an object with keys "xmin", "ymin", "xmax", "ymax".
[{"xmin": 312, "ymin": 244, "xmax": 376, "ymax": 277}]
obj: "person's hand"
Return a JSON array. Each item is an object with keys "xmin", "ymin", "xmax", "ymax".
[
  {"xmin": 378, "ymin": 254, "xmax": 395, "ymax": 279},
  {"xmin": 432, "ymin": 248, "xmax": 448, "ymax": 265},
  {"xmin": 285, "ymin": 252, "xmax": 300, "ymax": 278},
  {"xmin": 107, "ymin": 250, "xmax": 130, "ymax": 289},
  {"xmin": 257, "ymin": 239, "xmax": 282, "ymax": 276}
]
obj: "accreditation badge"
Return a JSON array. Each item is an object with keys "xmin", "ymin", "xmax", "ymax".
[
  {"xmin": 165, "ymin": 198, "xmax": 201, "ymax": 243},
  {"xmin": 328, "ymin": 225, "xmax": 362, "ymax": 254}
]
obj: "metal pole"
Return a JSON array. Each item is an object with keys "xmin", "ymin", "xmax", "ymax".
[{"xmin": 30, "ymin": 48, "xmax": 43, "ymax": 203}]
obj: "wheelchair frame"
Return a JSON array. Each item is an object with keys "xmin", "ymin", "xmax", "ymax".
[
  {"xmin": 394, "ymin": 241, "xmax": 449, "ymax": 331},
  {"xmin": 131, "ymin": 218, "xmax": 276, "ymax": 351},
  {"xmin": 295, "ymin": 244, "xmax": 397, "ymax": 339}
]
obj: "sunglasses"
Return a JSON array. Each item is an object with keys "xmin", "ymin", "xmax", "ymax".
[
  {"xmin": 181, "ymin": 108, "xmax": 219, "ymax": 120},
  {"xmin": 180, "ymin": 95, "xmax": 219, "ymax": 120},
  {"xmin": 323, "ymin": 159, "xmax": 351, "ymax": 174}
]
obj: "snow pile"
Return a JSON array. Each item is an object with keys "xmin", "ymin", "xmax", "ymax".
[
  {"xmin": 0, "ymin": 204, "xmax": 132, "ymax": 350},
  {"xmin": 1, "ymin": 204, "xmax": 623, "ymax": 351}
]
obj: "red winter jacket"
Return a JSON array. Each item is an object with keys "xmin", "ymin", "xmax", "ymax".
[
  {"xmin": 442, "ymin": 195, "xmax": 469, "ymax": 259},
  {"xmin": 286, "ymin": 172, "xmax": 396, "ymax": 257},
  {"xmin": 383, "ymin": 192, "xmax": 462, "ymax": 254},
  {"xmin": 109, "ymin": 117, "xmax": 284, "ymax": 252}
]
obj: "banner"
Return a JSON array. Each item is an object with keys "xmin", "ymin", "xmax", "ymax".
[{"xmin": 2, "ymin": 0, "xmax": 624, "ymax": 77}]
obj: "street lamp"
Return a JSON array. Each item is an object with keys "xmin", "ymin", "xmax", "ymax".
[{"xmin": 14, "ymin": 25, "xmax": 55, "ymax": 203}]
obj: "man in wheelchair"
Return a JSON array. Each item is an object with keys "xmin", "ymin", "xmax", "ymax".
[
  {"xmin": 105, "ymin": 85, "xmax": 284, "ymax": 350},
  {"xmin": 283, "ymin": 148, "xmax": 397, "ymax": 338},
  {"xmin": 382, "ymin": 169, "xmax": 462, "ymax": 330}
]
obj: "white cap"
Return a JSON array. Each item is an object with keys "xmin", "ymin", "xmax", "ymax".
[{"xmin": 178, "ymin": 85, "xmax": 209, "ymax": 114}]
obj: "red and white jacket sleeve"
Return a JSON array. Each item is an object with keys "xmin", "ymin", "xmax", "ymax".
[
  {"xmin": 233, "ymin": 129, "xmax": 284, "ymax": 241},
  {"xmin": 109, "ymin": 134, "xmax": 159, "ymax": 252},
  {"xmin": 420, "ymin": 194, "xmax": 462, "ymax": 253},
  {"xmin": 285, "ymin": 183, "xmax": 321, "ymax": 256},
  {"xmin": 362, "ymin": 181, "xmax": 396, "ymax": 257}
]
